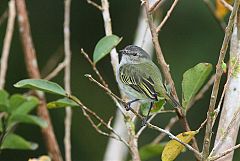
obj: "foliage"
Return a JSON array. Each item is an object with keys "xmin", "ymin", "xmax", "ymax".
[
  {"xmin": 0, "ymin": 90, "xmax": 46, "ymax": 151},
  {"xmin": 93, "ymin": 35, "xmax": 122, "ymax": 64},
  {"xmin": 182, "ymin": 63, "xmax": 212, "ymax": 109}
]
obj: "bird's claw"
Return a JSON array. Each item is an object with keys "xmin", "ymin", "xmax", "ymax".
[
  {"xmin": 125, "ymin": 103, "xmax": 132, "ymax": 111},
  {"xmin": 141, "ymin": 117, "xmax": 148, "ymax": 126}
]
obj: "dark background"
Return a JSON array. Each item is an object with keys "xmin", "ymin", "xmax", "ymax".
[{"xmin": 0, "ymin": 0, "xmax": 239, "ymax": 160}]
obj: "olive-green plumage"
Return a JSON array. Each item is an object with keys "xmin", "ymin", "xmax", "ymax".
[
  {"xmin": 116, "ymin": 45, "xmax": 179, "ymax": 124},
  {"xmin": 116, "ymin": 45, "xmax": 176, "ymax": 105},
  {"xmin": 118, "ymin": 62, "xmax": 167, "ymax": 101}
]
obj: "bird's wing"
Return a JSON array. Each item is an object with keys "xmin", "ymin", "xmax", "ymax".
[{"xmin": 119, "ymin": 63, "xmax": 158, "ymax": 101}]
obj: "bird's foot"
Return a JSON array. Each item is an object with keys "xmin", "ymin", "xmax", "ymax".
[
  {"xmin": 125, "ymin": 102, "xmax": 132, "ymax": 111},
  {"xmin": 141, "ymin": 117, "xmax": 148, "ymax": 126}
]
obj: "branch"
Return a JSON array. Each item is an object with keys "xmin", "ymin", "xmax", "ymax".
[
  {"xmin": 15, "ymin": 1, "xmax": 63, "ymax": 161},
  {"xmin": 0, "ymin": 0, "xmax": 16, "ymax": 89},
  {"xmin": 63, "ymin": 0, "xmax": 72, "ymax": 161},
  {"xmin": 148, "ymin": 0, "xmax": 166, "ymax": 13},
  {"xmin": 68, "ymin": 94, "xmax": 129, "ymax": 147},
  {"xmin": 144, "ymin": 0, "xmax": 200, "ymax": 156},
  {"xmin": 209, "ymin": 144, "xmax": 240, "ymax": 161},
  {"xmin": 211, "ymin": 16, "xmax": 240, "ymax": 161},
  {"xmin": 81, "ymin": 49, "xmax": 109, "ymax": 88},
  {"xmin": 100, "ymin": 0, "xmax": 141, "ymax": 160},
  {"xmin": 44, "ymin": 61, "xmax": 66, "ymax": 80},
  {"xmin": 86, "ymin": 0, "xmax": 103, "ymax": 10},
  {"xmin": 85, "ymin": 74, "xmax": 202, "ymax": 159},
  {"xmin": 151, "ymin": 117, "xmax": 178, "ymax": 144},
  {"xmin": 41, "ymin": 45, "xmax": 64, "ymax": 78},
  {"xmin": 152, "ymin": 74, "xmax": 214, "ymax": 144},
  {"xmin": 202, "ymin": 0, "xmax": 240, "ymax": 159},
  {"xmin": 220, "ymin": 0, "xmax": 233, "ymax": 11},
  {"xmin": 156, "ymin": 0, "xmax": 179, "ymax": 32}
]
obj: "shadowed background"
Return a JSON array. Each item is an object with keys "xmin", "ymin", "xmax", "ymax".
[{"xmin": 0, "ymin": 0, "xmax": 239, "ymax": 160}]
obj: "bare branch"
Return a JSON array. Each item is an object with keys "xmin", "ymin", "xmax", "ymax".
[
  {"xmin": 0, "ymin": 0, "xmax": 16, "ymax": 89},
  {"xmin": 149, "ymin": 0, "xmax": 168, "ymax": 13},
  {"xmin": 152, "ymin": 117, "xmax": 178, "ymax": 144},
  {"xmin": 63, "ymin": 0, "xmax": 72, "ymax": 161},
  {"xmin": 44, "ymin": 61, "xmax": 66, "ymax": 80},
  {"xmin": 156, "ymin": 0, "xmax": 179, "ymax": 32},
  {"xmin": 15, "ymin": 1, "xmax": 63, "ymax": 161},
  {"xmin": 202, "ymin": 0, "xmax": 240, "ymax": 159},
  {"xmin": 86, "ymin": 0, "xmax": 103, "ymax": 10},
  {"xmin": 68, "ymin": 94, "xmax": 129, "ymax": 147},
  {"xmin": 41, "ymin": 45, "xmax": 64, "ymax": 78},
  {"xmin": 81, "ymin": 49, "xmax": 109, "ymax": 88},
  {"xmin": 84, "ymin": 74, "xmax": 202, "ymax": 158},
  {"xmin": 144, "ymin": 1, "xmax": 200, "ymax": 156},
  {"xmin": 220, "ymin": 0, "xmax": 233, "ymax": 11},
  {"xmin": 209, "ymin": 144, "xmax": 240, "ymax": 161}
]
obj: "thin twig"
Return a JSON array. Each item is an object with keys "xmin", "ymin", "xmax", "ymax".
[
  {"xmin": 156, "ymin": 0, "xmax": 179, "ymax": 32},
  {"xmin": 136, "ymin": 114, "xmax": 157, "ymax": 138},
  {"xmin": 148, "ymin": 124, "xmax": 202, "ymax": 158},
  {"xmin": 148, "ymin": 0, "xmax": 161, "ymax": 13},
  {"xmin": 44, "ymin": 61, "xmax": 66, "ymax": 80},
  {"xmin": 85, "ymin": 74, "xmax": 202, "ymax": 158},
  {"xmin": 212, "ymin": 57, "xmax": 239, "ymax": 127},
  {"xmin": 209, "ymin": 144, "xmax": 240, "ymax": 161},
  {"xmin": 15, "ymin": 1, "xmax": 63, "ymax": 161},
  {"xmin": 202, "ymin": 0, "xmax": 240, "ymax": 159},
  {"xmin": 81, "ymin": 49, "xmax": 109, "ymax": 88},
  {"xmin": 196, "ymin": 119, "xmax": 207, "ymax": 133},
  {"xmin": 0, "ymin": 0, "xmax": 16, "ymax": 89},
  {"xmin": 210, "ymin": 107, "xmax": 240, "ymax": 156},
  {"xmin": 152, "ymin": 117, "xmax": 178, "ymax": 144},
  {"xmin": 41, "ymin": 45, "xmax": 64, "ymax": 78},
  {"xmin": 63, "ymin": 0, "xmax": 72, "ymax": 161},
  {"xmin": 220, "ymin": 0, "xmax": 233, "ymax": 11},
  {"xmin": 144, "ymin": 1, "xmax": 200, "ymax": 156},
  {"xmin": 152, "ymin": 74, "xmax": 214, "ymax": 144},
  {"xmin": 68, "ymin": 94, "xmax": 129, "ymax": 147},
  {"xmin": 86, "ymin": 0, "xmax": 103, "ymax": 10}
]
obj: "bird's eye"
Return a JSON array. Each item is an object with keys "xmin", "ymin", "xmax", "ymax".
[{"xmin": 132, "ymin": 53, "xmax": 137, "ymax": 56}]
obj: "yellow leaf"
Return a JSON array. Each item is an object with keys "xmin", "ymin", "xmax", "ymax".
[
  {"xmin": 161, "ymin": 131, "xmax": 197, "ymax": 161},
  {"xmin": 215, "ymin": 0, "xmax": 233, "ymax": 20},
  {"xmin": 28, "ymin": 155, "xmax": 51, "ymax": 161}
]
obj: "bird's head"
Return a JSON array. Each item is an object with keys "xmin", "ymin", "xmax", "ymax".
[{"xmin": 119, "ymin": 45, "xmax": 151, "ymax": 64}]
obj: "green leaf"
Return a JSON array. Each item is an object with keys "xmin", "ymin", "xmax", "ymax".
[
  {"xmin": 9, "ymin": 94, "xmax": 25, "ymax": 112},
  {"xmin": 1, "ymin": 133, "xmax": 38, "ymax": 150},
  {"xmin": 47, "ymin": 98, "xmax": 79, "ymax": 109},
  {"xmin": 13, "ymin": 96, "xmax": 39, "ymax": 114},
  {"xmin": 14, "ymin": 79, "xmax": 66, "ymax": 96},
  {"xmin": 182, "ymin": 63, "xmax": 212, "ymax": 109},
  {"xmin": 93, "ymin": 35, "xmax": 122, "ymax": 64},
  {"xmin": 9, "ymin": 114, "xmax": 47, "ymax": 128},
  {"xmin": 140, "ymin": 99, "xmax": 165, "ymax": 116},
  {"xmin": 0, "ymin": 90, "xmax": 9, "ymax": 112},
  {"xmin": 140, "ymin": 143, "xmax": 166, "ymax": 161}
]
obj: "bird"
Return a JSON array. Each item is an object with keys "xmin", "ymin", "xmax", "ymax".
[{"xmin": 116, "ymin": 45, "xmax": 180, "ymax": 125}]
